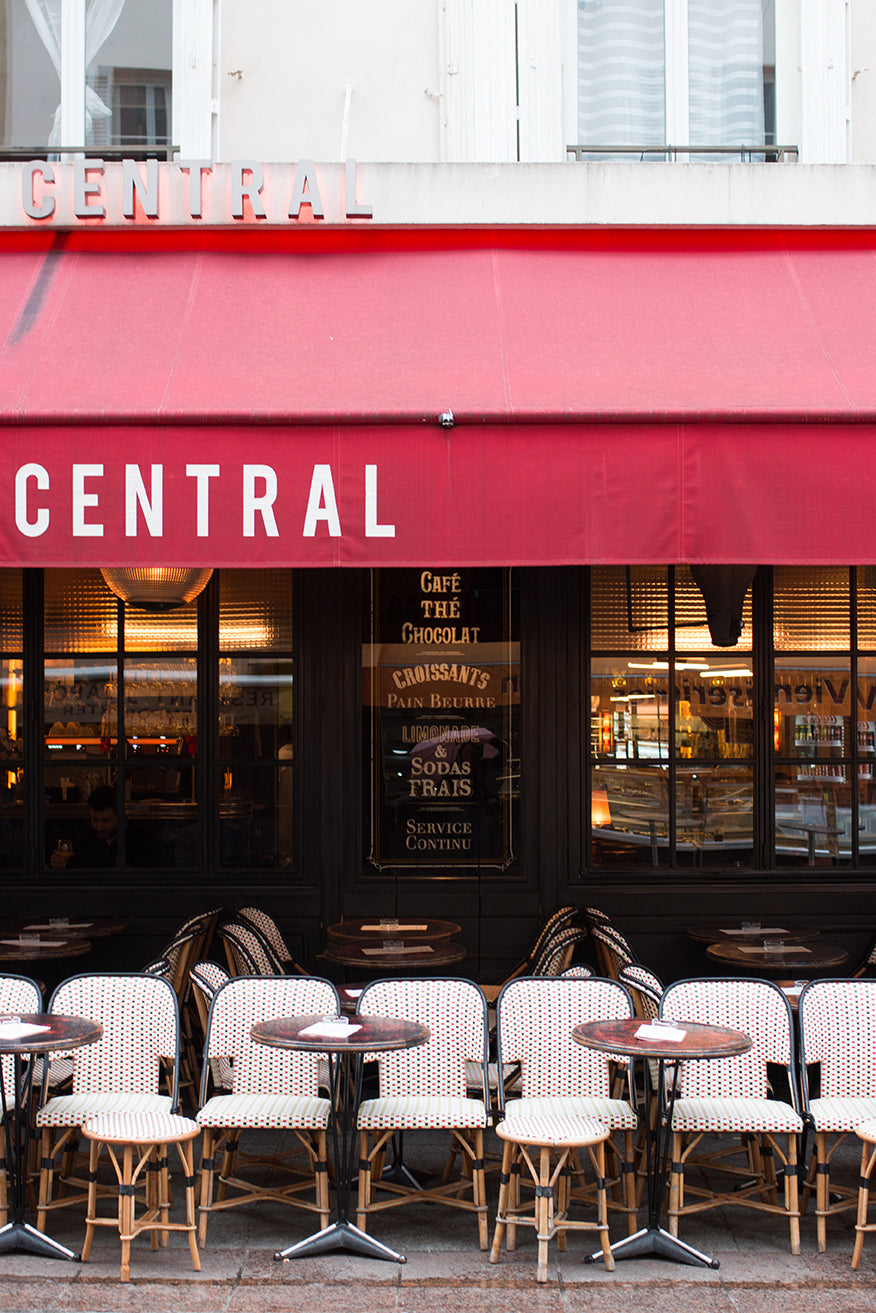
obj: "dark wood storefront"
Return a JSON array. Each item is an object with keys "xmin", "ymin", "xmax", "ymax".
[{"xmin": 3, "ymin": 564, "xmax": 874, "ymax": 988}]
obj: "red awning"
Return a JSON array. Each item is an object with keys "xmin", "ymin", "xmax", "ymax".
[{"xmin": 1, "ymin": 227, "xmax": 875, "ymax": 567}]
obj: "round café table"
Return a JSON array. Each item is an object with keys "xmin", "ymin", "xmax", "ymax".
[
  {"xmin": 327, "ymin": 918, "xmax": 461, "ymax": 943},
  {"xmin": 687, "ymin": 924, "xmax": 820, "ymax": 946},
  {"xmin": 322, "ymin": 938, "xmax": 467, "ymax": 972},
  {"xmin": 573, "ymin": 1016, "xmax": 751, "ymax": 1269},
  {"xmin": 0, "ymin": 936, "xmax": 92, "ymax": 964},
  {"xmin": 0, "ymin": 1012, "xmax": 102, "ymax": 1259},
  {"xmin": 705, "ymin": 939, "xmax": 848, "ymax": 975},
  {"xmin": 0, "ymin": 917, "xmax": 126, "ymax": 941},
  {"xmin": 251, "ymin": 1012, "xmax": 429, "ymax": 1263}
]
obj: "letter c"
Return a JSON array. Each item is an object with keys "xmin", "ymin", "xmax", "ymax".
[{"xmin": 15, "ymin": 464, "xmax": 50, "ymax": 537}]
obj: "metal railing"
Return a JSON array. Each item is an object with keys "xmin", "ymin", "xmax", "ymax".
[
  {"xmin": 0, "ymin": 144, "xmax": 177, "ymax": 162},
  {"xmin": 566, "ymin": 143, "xmax": 798, "ymax": 163}
]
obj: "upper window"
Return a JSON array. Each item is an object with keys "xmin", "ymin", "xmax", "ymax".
[
  {"xmin": 1, "ymin": 0, "xmax": 211, "ymax": 158},
  {"xmin": 573, "ymin": 0, "xmax": 776, "ymax": 160}
]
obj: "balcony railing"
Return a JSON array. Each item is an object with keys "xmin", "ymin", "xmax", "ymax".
[
  {"xmin": 566, "ymin": 144, "xmax": 798, "ymax": 163},
  {"xmin": 0, "ymin": 144, "xmax": 177, "ymax": 163}
]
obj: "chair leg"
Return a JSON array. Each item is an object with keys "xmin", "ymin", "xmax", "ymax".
[
  {"xmin": 535, "ymin": 1145, "xmax": 551, "ymax": 1284},
  {"xmin": 853, "ymin": 1139, "xmax": 876, "ymax": 1270},
  {"xmin": 120, "ymin": 1144, "xmax": 134, "ymax": 1284},
  {"xmin": 784, "ymin": 1134, "xmax": 801, "ymax": 1256},
  {"xmin": 489, "ymin": 1138, "xmax": 515, "ymax": 1263},
  {"xmin": 815, "ymin": 1131, "xmax": 829, "ymax": 1253},
  {"xmin": 80, "ymin": 1138, "xmax": 101, "ymax": 1263},
  {"xmin": 668, "ymin": 1130, "xmax": 683, "ymax": 1237},
  {"xmin": 197, "ymin": 1127, "xmax": 215, "ymax": 1245},
  {"xmin": 177, "ymin": 1138, "xmax": 201, "ymax": 1273}
]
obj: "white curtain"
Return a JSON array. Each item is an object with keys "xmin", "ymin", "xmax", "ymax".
[
  {"xmin": 577, "ymin": 0, "xmax": 666, "ymax": 155},
  {"xmin": 688, "ymin": 1, "xmax": 764, "ymax": 148},
  {"xmin": 25, "ymin": 0, "xmax": 127, "ymax": 146},
  {"xmin": 576, "ymin": 0, "xmax": 765, "ymax": 156}
]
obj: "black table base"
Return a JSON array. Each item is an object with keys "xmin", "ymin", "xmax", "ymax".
[
  {"xmin": 1, "ymin": 1050, "xmax": 82, "ymax": 1261},
  {"xmin": 274, "ymin": 1046, "xmax": 406, "ymax": 1264},
  {"xmin": 589, "ymin": 1223, "xmax": 718, "ymax": 1268},
  {"xmin": 0, "ymin": 1220, "xmax": 79, "ymax": 1261},
  {"xmin": 276, "ymin": 1218, "xmax": 406, "ymax": 1262}
]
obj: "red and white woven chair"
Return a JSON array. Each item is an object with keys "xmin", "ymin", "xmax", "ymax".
[
  {"xmin": 660, "ymin": 976, "xmax": 804, "ymax": 1253},
  {"xmin": 235, "ymin": 907, "xmax": 309, "ymax": 974},
  {"xmin": 190, "ymin": 962, "xmax": 233, "ymax": 1091},
  {"xmin": 492, "ymin": 974, "xmax": 639, "ymax": 1238},
  {"xmin": 35, "ymin": 972, "xmax": 180, "ymax": 1232},
  {"xmin": 798, "ymin": 977, "xmax": 876, "ymax": 1251},
  {"xmin": 196, "ymin": 974, "xmax": 336, "ymax": 1243},
  {"xmin": 355, "ymin": 977, "xmax": 491, "ymax": 1249},
  {"xmin": 218, "ymin": 921, "xmax": 283, "ymax": 977}
]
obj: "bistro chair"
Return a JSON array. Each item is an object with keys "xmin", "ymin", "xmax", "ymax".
[
  {"xmin": 798, "ymin": 977, "xmax": 876, "ymax": 1251},
  {"xmin": 355, "ymin": 977, "xmax": 491, "ymax": 1249},
  {"xmin": 530, "ymin": 926, "xmax": 589, "ymax": 977},
  {"xmin": 617, "ymin": 963, "xmax": 663, "ymax": 1020},
  {"xmin": 480, "ymin": 907, "xmax": 579, "ymax": 1005},
  {"xmin": 235, "ymin": 907, "xmax": 310, "ymax": 974},
  {"xmin": 196, "ymin": 974, "xmax": 336, "ymax": 1243},
  {"xmin": 190, "ymin": 963, "xmax": 233, "ymax": 1091},
  {"xmin": 852, "ymin": 1118, "xmax": 876, "ymax": 1269},
  {"xmin": 659, "ymin": 976, "xmax": 804, "ymax": 1253},
  {"xmin": 589, "ymin": 923, "xmax": 638, "ymax": 980},
  {"xmin": 0, "ymin": 974, "xmax": 43, "ymax": 1226},
  {"xmin": 35, "ymin": 973, "xmax": 180, "ymax": 1233},
  {"xmin": 851, "ymin": 935, "xmax": 876, "ymax": 978},
  {"xmin": 219, "ymin": 921, "xmax": 284, "ymax": 977},
  {"xmin": 492, "ymin": 974, "xmax": 639, "ymax": 1238}
]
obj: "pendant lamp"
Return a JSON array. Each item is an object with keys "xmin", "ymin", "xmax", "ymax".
[{"xmin": 99, "ymin": 568, "xmax": 213, "ymax": 612}]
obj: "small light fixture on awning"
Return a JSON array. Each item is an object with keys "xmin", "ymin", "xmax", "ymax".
[
  {"xmin": 689, "ymin": 565, "xmax": 757, "ymax": 648},
  {"xmin": 99, "ymin": 568, "xmax": 214, "ymax": 613}
]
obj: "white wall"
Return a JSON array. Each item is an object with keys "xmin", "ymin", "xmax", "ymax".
[{"xmin": 218, "ymin": 0, "xmax": 441, "ymax": 163}]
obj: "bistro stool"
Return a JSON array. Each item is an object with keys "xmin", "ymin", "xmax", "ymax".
[
  {"xmin": 852, "ymin": 1119, "xmax": 876, "ymax": 1269},
  {"xmin": 489, "ymin": 1113, "xmax": 614, "ymax": 1283},
  {"xmin": 80, "ymin": 1111, "xmax": 201, "ymax": 1282}
]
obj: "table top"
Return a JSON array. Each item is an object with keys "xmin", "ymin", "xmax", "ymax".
[
  {"xmin": 705, "ymin": 940, "xmax": 849, "ymax": 972},
  {"xmin": 251, "ymin": 1013, "xmax": 430, "ymax": 1055},
  {"xmin": 0, "ymin": 917, "xmax": 126, "ymax": 941},
  {"xmin": 572, "ymin": 1016, "xmax": 752, "ymax": 1061},
  {"xmin": 687, "ymin": 924, "xmax": 821, "ymax": 945},
  {"xmin": 0, "ymin": 937, "xmax": 92, "ymax": 963},
  {"xmin": 326, "ymin": 918, "xmax": 461, "ymax": 943},
  {"xmin": 0, "ymin": 1012, "xmax": 102, "ymax": 1055},
  {"xmin": 322, "ymin": 939, "xmax": 467, "ymax": 970}
]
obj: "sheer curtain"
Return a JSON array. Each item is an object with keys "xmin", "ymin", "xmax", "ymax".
[
  {"xmin": 576, "ymin": 0, "xmax": 765, "ymax": 157},
  {"xmin": 688, "ymin": 1, "xmax": 764, "ymax": 148},
  {"xmin": 24, "ymin": 0, "xmax": 127, "ymax": 146},
  {"xmin": 577, "ymin": 0, "xmax": 666, "ymax": 155}
]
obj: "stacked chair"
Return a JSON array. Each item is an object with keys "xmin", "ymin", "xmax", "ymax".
[
  {"xmin": 234, "ymin": 907, "xmax": 310, "ymax": 974},
  {"xmin": 480, "ymin": 906, "xmax": 580, "ymax": 1005}
]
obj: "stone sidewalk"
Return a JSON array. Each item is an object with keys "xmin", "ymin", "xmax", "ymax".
[{"xmin": 1, "ymin": 1128, "xmax": 874, "ymax": 1313}]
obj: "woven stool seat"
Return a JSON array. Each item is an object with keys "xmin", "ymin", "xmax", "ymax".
[
  {"xmin": 80, "ymin": 1110, "xmax": 201, "ymax": 1282},
  {"xmin": 82, "ymin": 1111, "xmax": 199, "ymax": 1146},
  {"xmin": 852, "ymin": 1119, "xmax": 876, "ymax": 1269},
  {"xmin": 490, "ymin": 1113, "xmax": 614, "ymax": 1282},
  {"xmin": 496, "ymin": 1113, "xmax": 610, "ymax": 1149}
]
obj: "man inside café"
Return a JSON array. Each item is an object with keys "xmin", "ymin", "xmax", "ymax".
[{"xmin": 49, "ymin": 784, "xmax": 162, "ymax": 870}]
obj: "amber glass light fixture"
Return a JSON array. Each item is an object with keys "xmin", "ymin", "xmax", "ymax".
[{"xmin": 99, "ymin": 568, "xmax": 213, "ymax": 612}]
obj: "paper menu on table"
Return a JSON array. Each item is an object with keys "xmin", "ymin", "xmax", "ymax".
[
  {"xmin": 635, "ymin": 1022, "xmax": 686, "ymax": 1043},
  {"xmin": 298, "ymin": 1021, "xmax": 362, "ymax": 1039},
  {"xmin": 0, "ymin": 1021, "xmax": 50, "ymax": 1040}
]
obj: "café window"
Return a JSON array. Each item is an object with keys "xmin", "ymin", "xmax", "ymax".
[
  {"xmin": 44, "ymin": 568, "xmax": 199, "ymax": 871},
  {"xmin": 589, "ymin": 565, "xmax": 754, "ymax": 871},
  {"xmin": 217, "ymin": 569, "xmax": 294, "ymax": 873},
  {"xmin": 773, "ymin": 566, "xmax": 876, "ymax": 869},
  {"xmin": 364, "ymin": 568, "xmax": 520, "ymax": 872}
]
